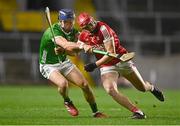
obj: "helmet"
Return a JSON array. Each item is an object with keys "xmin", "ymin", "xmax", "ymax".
[
  {"xmin": 58, "ymin": 9, "xmax": 75, "ymax": 20},
  {"xmin": 77, "ymin": 12, "xmax": 93, "ymax": 28}
]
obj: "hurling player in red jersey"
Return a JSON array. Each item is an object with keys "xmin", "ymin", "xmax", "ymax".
[{"xmin": 77, "ymin": 12, "xmax": 165, "ymax": 119}]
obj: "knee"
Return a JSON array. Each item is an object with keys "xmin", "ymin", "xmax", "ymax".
[
  {"xmin": 57, "ymin": 80, "xmax": 68, "ymax": 90},
  {"xmin": 80, "ymin": 81, "xmax": 89, "ymax": 90},
  {"xmin": 76, "ymin": 78, "xmax": 88, "ymax": 88},
  {"xmin": 104, "ymin": 85, "xmax": 116, "ymax": 96}
]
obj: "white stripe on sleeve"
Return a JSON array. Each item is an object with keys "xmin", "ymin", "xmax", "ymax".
[{"xmin": 100, "ymin": 25, "xmax": 111, "ymax": 43}]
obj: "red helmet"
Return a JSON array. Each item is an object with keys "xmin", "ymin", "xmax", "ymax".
[{"xmin": 77, "ymin": 12, "xmax": 93, "ymax": 28}]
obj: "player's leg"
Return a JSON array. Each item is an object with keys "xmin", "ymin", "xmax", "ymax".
[
  {"xmin": 65, "ymin": 66, "xmax": 107, "ymax": 118},
  {"xmin": 40, "ymin": 64, "xmax": 78, "ymax": 116},
  {"xmin": 40, "ymin": 64, "xmax": 69, "ymax": 100},
  {"xmin": 123, "ymin": 66, "xmax": 153, "ymax": 92},
  {"xmin": 49, "ymin": 70, "xmax": 69, "ymax": 99},
  {"xmin": 118, "ymin": 61, "xmax": 164, "ymax": 101},
  {"xmin": 100, "ymin": 67, "xmax": 146, "ymax": 119},
  {"xmin": 49, "ymin": 70, "xmax": 79, "ymax": 116}
]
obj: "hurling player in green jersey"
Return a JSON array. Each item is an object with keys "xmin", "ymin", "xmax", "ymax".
[{"xmin": 39, "ymin": 9, "xmax": 106, "ymax": 118}]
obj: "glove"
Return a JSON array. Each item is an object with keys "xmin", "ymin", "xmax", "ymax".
[
  {"xmin": 78, "ymin": 30, "xmax": 91, "ymax": 44},
  {"xmin": 84, "ymin": 63, "xmax": 97, "ymax": 72}
]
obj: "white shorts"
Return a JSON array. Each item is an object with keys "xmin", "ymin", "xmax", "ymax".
[
  {"xmin": 39, "ymin": 59, "xmax": 75, "ymax": 79},
  {"xmin": 100, "ymin": 61, "xmax": 135, "ymax": 75}
]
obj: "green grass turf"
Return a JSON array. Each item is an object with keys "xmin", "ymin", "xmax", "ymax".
[{"xmin": 0, "ymin": 85, "xmax": 180, "ymax": 125}]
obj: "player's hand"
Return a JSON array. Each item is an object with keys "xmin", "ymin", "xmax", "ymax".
[
  {"xmin": 83, "ymin": 44, "xmax": 93, "ymax": 53},
  {"xmin": 78, "ymin": 30, "xmax": 91, "ymax": 44},
  {"xmin": 54, "ymin": 47, "xmax": 65, "ymax": 55},
  {"xmin": 84, "ymin": 62, "xmax": 97, "ymax": 72}
]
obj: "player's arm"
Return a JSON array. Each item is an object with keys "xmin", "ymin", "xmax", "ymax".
[
  {"xmin": 95, "ymin": 26, "xmax": 115, "ymax": 67},
  {"xmin": 78, "ymin": 29, "xmax": 115, "ymax": 63},
  {"xmin": 55, "ymin": 36, "xmax": 91, "ymax": 55},
  {"xmin": 95, "ymin": 39, "xmax": 114, "ymax": 67},
  {"xmin": 84, "ymin": 26, "xmax": 115, "ymax": 72},
  {"xmin": 84, "ymin": 40, "xmax": 114, "ymax": 72},
  {"xmin": 77, "ymin": 30, "xmax": 94, "ymax": 53}
]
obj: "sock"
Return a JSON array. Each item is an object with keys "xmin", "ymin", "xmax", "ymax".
[
  {"xmin": 64, "ymin": 97, "xmax": 71, "ymax": 103},
  {"xmin": 89, "ymin": 103, "xmax": 98, "ymax": 113},
  {"xmin": 131, "ymin": 106, "xmax": 139, "ymax": 113},
  {"xmin": 151, "ymin": 85, "xmax": 154, "ymax": 92},
  {"xmin": 131, "ymin": 107, "xmax": 143, "ymax": 115}
]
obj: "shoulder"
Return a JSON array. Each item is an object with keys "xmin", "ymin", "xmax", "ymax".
[
  {"xmin": 52, "ymin": 23, "xmax": 65, "ymax": 37},
  {"xmin": 99, "ymin": 22, "xmax": 110, "ymax": 32},
  {"xmin": 53, "ymin": 23, "xmax": 63, "ymax": 33},
  {"xmin": 41, "ymin": 23, "xmax": 61, "ymax": 42},
  {"xmin": 99, "ymin": 23, "xmax": 112, "ymax": 39},
  {"xmin": 53, "ymin": 23, "xmax": 60, "ymax": 29},
  {"xmin": 41, "ymin": 28, "xmax": 51, "ymax": 41}
]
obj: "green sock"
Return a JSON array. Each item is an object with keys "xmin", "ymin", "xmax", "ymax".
[
  {"xmin": 89, "ymin": 103, "xmax": 98, "ymax": 113},
  {"xmin": 64, "ymin": 97, "xmax": 71, "ymax": 103}
]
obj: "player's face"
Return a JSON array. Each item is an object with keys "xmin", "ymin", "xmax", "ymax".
[
  {"xmin": 60, "ymin": 19, "xmax": 74, "ymax": 33},
  {"xmin": 82, "ymin": 21, "xmax": 96, "ymax": 32}
]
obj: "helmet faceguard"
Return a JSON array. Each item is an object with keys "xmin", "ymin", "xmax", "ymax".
[{"xmin": 77, "ymin": 12, "xmax": 97, "ymax": 32}]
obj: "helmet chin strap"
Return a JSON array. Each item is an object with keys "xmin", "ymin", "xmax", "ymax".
[
  {"xmin": 61, "ymin": 21, "xmax": 65, "ymax": 28},
  {"xmin": 60, "ymin": 21, "xmax": 73, "ymax": 34}
]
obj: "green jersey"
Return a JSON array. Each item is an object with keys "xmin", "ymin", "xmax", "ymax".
[{"xmin": 39, "ymin": 23, "xmax": 78, "ymax": 64}]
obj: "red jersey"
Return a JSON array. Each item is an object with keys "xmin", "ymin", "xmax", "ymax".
[{"xmin": 90, "ymin": 21, "xmax": 127, "ymax": 67}]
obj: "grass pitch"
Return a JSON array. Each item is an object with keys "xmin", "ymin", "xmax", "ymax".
[{"xmin": 0, "ymin": 85, "xmax": 180, "ymax": 125}]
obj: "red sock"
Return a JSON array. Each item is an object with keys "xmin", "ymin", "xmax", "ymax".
[{"xmin": 131, "ymin": 107, "xmax": 139, "ymax": 113}]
